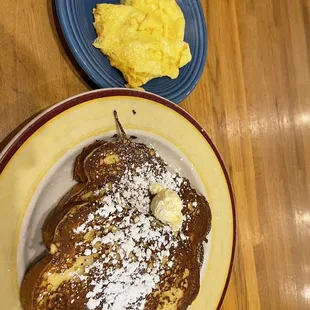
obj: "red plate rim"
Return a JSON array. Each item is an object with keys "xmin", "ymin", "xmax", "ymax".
[{"xmin": 0, "ymin": 88, "xmax": 236, "ymax": 309}]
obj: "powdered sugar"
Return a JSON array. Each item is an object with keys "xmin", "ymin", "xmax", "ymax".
[
  {"xmin": 70, "ymin": 153, "xmax": 186, "ymax": 309},
  {"xmin": 73, "ymin": 223, "xmax": 86, "ymax": 234},
  {"xmin": 79, "ymin": 205, "xmax": 178, "ymax": 309},
  {"xmin": 115, "ymin": 162, "xmax": 183, "ymax": 214},
  {"xmin": 73, "ymin": 213, "xmax": 96, "ymax": 234}
]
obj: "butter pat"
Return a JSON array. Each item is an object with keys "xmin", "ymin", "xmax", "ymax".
[
  {"xmin": 149, "ymin": 183, "xmax": 165, "ymax": 195},
  {"xmin": 150, "ymin": 185, "xmax": 183, "ymax": 231}
]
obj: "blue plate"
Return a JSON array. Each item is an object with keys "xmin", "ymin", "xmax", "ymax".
[{"xmin": 55, "ymin": 0, "xmax": 207, "ymax": 103}]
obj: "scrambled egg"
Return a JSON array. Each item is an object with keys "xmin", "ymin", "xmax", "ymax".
[{"xmin": 93, "ymin": 0, "xmax": 192, "ymax": 88}]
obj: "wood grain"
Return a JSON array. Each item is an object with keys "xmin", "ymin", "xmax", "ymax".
[{"xmin": 1, "ymin": 0, "xmax": 310, "ymax": 309}]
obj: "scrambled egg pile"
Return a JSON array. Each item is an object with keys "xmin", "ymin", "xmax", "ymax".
[{"xmin": 93, "ymin": 0, "xmax": 192, "ymax": 88}]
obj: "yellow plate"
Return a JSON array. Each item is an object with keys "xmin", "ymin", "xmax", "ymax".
[{"xmin": 0, "ymin": 89, "xmax": 235, "ymax": 309}]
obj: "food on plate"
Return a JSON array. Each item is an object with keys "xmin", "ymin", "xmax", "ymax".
[
  {"xmin": 93, "ymin": 0, "xmax": 192, "ymax": 88},
  {"xmin": 150, "ymin": 184, "xmax": 183, "ymax": 232},
  {"xmin": 21, "ymin": 111, "xmax": 211, "ymax": 310}
]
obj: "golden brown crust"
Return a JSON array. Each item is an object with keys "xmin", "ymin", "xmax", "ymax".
[
  {"xmin": 21, "ymin": 136, "xmax": 211, "ymax": 310},
  {"xmin": 21, "ymin": 255, "xmax": 52, "ymax": 310},
  {"xmin": 74, "ymin": 140, "xmax": 106, "ymax": 183},
  {"xmin": 42, "ymin": 183, "xmax": 86, "ymax": 247}
]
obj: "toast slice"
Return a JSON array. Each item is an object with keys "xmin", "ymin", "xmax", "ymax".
[{"xmin": 42, "ymin": 136, "xmax": 166, "ymax": 248}]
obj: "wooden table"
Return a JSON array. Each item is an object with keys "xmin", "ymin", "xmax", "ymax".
[{"xmin": 1, "ymin": 0, "xmax": 309, "ymax": 309}]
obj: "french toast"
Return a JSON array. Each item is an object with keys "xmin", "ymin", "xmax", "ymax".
[{"xmin": 21, "ymin": 112, "xmax": 212, "ymax": 310}]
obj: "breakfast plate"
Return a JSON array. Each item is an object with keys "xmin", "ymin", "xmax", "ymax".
[
  {"xmin": 55, "ymin": 0, "xmax": 207, "ymax": 103},
  {"xmin": 0, "ymin": 89, "xmax": 234, "ymax": 309}
]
